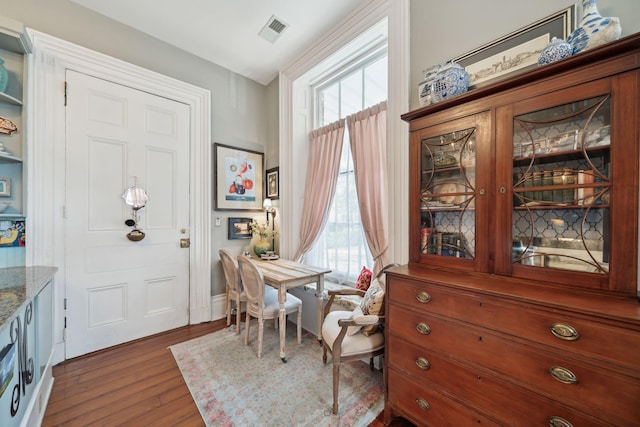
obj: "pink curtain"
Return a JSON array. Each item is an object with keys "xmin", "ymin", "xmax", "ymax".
[
  {"xmin": 293, "ymin": 121, "xmax": 345, "ymax": 261},
  {"xmin": 346, "ymin": 101, "xmax": 389, "ymax": 276}
]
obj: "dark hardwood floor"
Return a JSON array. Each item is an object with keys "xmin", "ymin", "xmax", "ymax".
[{"xmin": 42, "ymin": 317, "xmax": 414, "ymax": 426}]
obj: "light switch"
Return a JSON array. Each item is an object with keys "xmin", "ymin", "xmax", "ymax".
[{"xmin": 215, "ymin": 217, "xmax": 221, "ymax": 227}]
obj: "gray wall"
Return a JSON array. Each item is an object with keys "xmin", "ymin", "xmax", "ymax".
[
  {"xmin": 2, "ymin": 0, "xmax": 638, "ymax": 297},
  {"xmin": 0, "ymin": 0, "xmax": 272, "ymax": 296},
  {"xmin": 409, "ymin": 0, "xmax": 640, "ymax": 110}
]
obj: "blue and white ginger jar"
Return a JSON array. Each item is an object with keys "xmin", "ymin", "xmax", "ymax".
[
  {"xmin": 567, "ymin": 0, "xmax": 621, "ymax": 54},
  {"xmin": 431, "ymin": 62, "xmax": 469, "ymax": 103},
  {"xmin": 538, "ymin": 37, "xmax": 573, "ymax": 66}
]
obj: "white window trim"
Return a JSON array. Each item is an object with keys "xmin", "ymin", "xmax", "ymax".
[{"xmin": 279, "ymin": 0, "xmax": 409, "ymax": 264}]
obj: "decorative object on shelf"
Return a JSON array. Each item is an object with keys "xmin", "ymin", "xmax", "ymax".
[
  {"xmin": 122, "ymin": 177, "xmax": 148, "ymax": 242},
  {"xmin": 0, "ymin": 116, "xmax": 17, "ymax": 135},
  {"xmin": 538, "ymin": 37, "xmax": 573, "ymax": 65},
  {"xmin": 452, "ymin": 6, "xmax": 576, "ymax": 87},
  {"xmin": 0, "ymin": 58, "xmax": 7, "ymax": 93},
  {"xmin": 0, "ymin": 177, "xmax": 10, "ymax": 197},
  {"xmin": 567, "ymin": 0, "xmax": 621, "ymax": 54},
  {"xmin": 418, "ymin": 64, "xmax": 441, "ymax": 107},
  {"xmin": 431, "ymin": 62, "xmax": 469, "ymax": 103}
]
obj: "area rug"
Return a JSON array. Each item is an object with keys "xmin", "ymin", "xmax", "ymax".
[{"xmin": 169, "ymin": 323, "xmax": 384, "ymax": 426}]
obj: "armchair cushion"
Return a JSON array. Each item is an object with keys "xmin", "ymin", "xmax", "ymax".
[
  {"xmin": 359, "ymin": 277, "xmax": 385, "ymax": 335},
  {"xmin": 322, "ymin": 310, "xmax": 384, "ymax": 358},
  {"xmin": 355, "ymin": 266, "xmax": 373, "ymax": 291}
]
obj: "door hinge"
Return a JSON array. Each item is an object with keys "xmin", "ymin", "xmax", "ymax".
[
  {"xmin": 64, "ymin": 81, "xmax": 67, "ymax": 106},
  {"xmin": 62, "ymin": 205, "xmax": 67, "ymax": 219},
  {"xmin": 64, "ymin": 297, "xmax": 67, "ymax": 309}
]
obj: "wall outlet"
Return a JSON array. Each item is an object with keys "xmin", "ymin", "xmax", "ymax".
[{"xmin": 215, "ymin": 217, "xmax": 221, "ymax": 226}]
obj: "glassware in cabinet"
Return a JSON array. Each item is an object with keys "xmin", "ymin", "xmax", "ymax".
[{"xmin": 511, "ymin": 95, "xmax": 611, "ymax": 275}]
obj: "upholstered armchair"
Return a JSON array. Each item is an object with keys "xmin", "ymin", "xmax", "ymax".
[{"xmin": 321, "ymin": 263, "xmax": 399, "ymax": 414}]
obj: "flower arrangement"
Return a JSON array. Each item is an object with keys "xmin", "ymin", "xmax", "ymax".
[{"xmin": 250, "ymin": 220, "xmax": 271, "ymax": 240}]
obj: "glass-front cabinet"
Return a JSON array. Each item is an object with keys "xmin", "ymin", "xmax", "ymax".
[
  {"xmin": 407, "ymin": 64, "xmax": 639, "ymax": 296},
  {"xmin": 410, "ymin": 112, "xmax": 491, "ymax": 273}
]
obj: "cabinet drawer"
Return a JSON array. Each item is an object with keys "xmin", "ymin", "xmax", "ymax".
[
  {"xmin": 387, "ymin": 335, "xmax": 609, "ymax": 427},
  {"xmin": 387, "ymin": 367, "xmax": 501, "ymax": 427},
  {"xmin": 388, "ymin": 276, "xmax": 640, "ymax": 373},
  {"xmin": 387, "ymin": 305, "xmax": 640, "ymax": 426}
]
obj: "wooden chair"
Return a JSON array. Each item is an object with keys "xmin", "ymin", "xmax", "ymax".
[
  {"xmin": 219, "ymin": 249, "xmax": 248, "ymax": 334},
  {"xmin": 237, "ymin": 255, "xmax": 302, "ymax": 358},
  {"xmin": 321, "ymin": 263, "xmax": 399, "ymax": 414}
]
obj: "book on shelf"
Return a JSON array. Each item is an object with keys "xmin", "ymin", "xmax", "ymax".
[
  {"xmin": 429, "ymin": 231, "xmax": 466, "ymax": 258},
  {"xmin": 562, "ymin": 168, "xmax": 576, "ymax": 203},
  {"xmin": 542, "ymin": 170, "xmax": 554, "ymax": 202},
  {"xmin": 578, "ymin": 169, "xmax": 595, "ymax": 205}
]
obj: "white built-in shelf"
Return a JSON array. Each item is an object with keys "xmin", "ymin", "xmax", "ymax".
[{"xmin": 0, "ymin": 91, "xmax": 21, "ymax": 106}]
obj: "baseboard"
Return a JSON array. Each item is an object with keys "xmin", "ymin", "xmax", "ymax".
[{"xmin": 210, "ymin": 293, "xmax": 227, "ymax": 321}]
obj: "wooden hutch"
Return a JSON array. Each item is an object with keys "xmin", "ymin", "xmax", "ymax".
[{"xmin": 384, "ymin": 34, "xmax": 640, "ymax": 426}]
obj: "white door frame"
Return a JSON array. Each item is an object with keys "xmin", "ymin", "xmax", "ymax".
[{"xmin": 25, "ymin": 30, "xmax": 212, "ymax": 364}]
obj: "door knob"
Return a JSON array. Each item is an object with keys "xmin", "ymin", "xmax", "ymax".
[{"xmin": 180, "ymin": 238, "xmax": 190, "ymax": 248}]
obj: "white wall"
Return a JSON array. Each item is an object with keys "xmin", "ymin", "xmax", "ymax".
[{"xmin": 409, "ymin": 0, "xmax": 640, "ymax": 110}]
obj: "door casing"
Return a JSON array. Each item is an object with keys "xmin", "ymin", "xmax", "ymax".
[{"xmin": 26, "ymin": 29, "xmax": 212, "ymax": 364}]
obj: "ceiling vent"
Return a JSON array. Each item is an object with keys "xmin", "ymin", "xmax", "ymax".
[{"xmin": 259, "ymin": 15, "xmax": 288, "ymax": 43}]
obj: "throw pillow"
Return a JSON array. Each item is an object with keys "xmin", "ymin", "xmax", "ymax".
[
  {"xmin": 359, "ymin": 277, "xmax": 385, "ymax": 335},
  {"xmin": 355, "ymin": 266, "xmax": 372, "ymax": 291}
]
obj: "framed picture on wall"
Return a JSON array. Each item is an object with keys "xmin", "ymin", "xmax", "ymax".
[
  {"xmin": 451, "ymin": 5, "xmax": 576, "ymax": 88},
  {"xmin": 266, "ymin": 167, "xmax": 279, "ymax": 200},
  {"xmin": 214, "ymin": 143, "xmax": 264, "ymax": 210},
  {"xmin": 228, "ymin": 217, "xmax": 253, "ymax": 239}
]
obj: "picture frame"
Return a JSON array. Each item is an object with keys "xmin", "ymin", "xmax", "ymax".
[
  {"xmin": 0, "ymin": 177, "xmax": 10, "ymax": 197},
  {"xmin": 266, "ymin": 167, "xmax": 279, "ymax": 200},
  {"xmin": 214, "ymin": 143, "xmax": 264, "ymax": 211},
  {"xmin": 228, "ymin": 217, "xmax": 253, "ymax": 239},
  {"xmin": 451, "ymin": 5, "xmax": 576, "ymax": 88}
]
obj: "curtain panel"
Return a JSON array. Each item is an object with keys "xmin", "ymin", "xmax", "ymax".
[
  {"xmin": 293, "ymin": 121, "xmax": 345, "ymax": 261},
  {"xmin": 347, "ymin": 101, "xmax": 389, "ymax": 276}
]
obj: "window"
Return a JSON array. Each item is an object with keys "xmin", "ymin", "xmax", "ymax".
[{"xmin": 305, "ymin": 53, "xmax": 387, "ymax": 285}]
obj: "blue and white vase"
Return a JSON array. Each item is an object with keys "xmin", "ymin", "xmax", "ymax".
[
  {"xmin": 567, "ymin": 0, "xmax": 621, "ymax": 54},
  {"xmin": 538, "ymin": 37, "xmax": 573, "ymax": 66},
  {"xmin": 0, "ymin": 59, "xmax": 8, "ymax": 93},
  {"xmin": 431, "ymin": 62, "xmax": 469, "ymax": 103}
]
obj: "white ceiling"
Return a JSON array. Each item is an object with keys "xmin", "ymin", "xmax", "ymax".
[{"xmin": 71, "ymin": 0, "xmax": 367, "ymax": 85}]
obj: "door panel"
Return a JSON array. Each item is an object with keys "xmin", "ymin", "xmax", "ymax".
[{"xmin": 65, "ymin": 70, "xmax": 190, "ymax": 358}]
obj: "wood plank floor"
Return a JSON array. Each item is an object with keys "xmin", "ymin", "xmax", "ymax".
[{"xmin": 42, "ymin": 318, "xmax": 415, "ymax": 426}]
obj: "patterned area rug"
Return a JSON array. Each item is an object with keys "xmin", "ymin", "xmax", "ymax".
[{"xmin": 169, "ymin": 323, "xmax": 384, "ymax": 426}]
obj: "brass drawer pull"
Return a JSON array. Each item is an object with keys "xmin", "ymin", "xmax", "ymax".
[
  {"xmin": 415, "ymin": 357, "xmax": 430, "ymax": 370},
  {"xmin": 549, "ymin": 415, "xmax": 573, "ymax": 427},
  {"xmin": 549, "ymin": 366, "xmax": 577, "ymax": 384},
  {"xmin": 416, "ymin": 291, "xmax": 431, "ymax": 303},
  {"xmin": 416, "ymin": 322, "xmax": 431, "ymax": 335},
  {"xmin": 550, "ymin": 323, "xmax": 580, "ymax": 341},
  {"xmin": 416, "ymin": 398, "xmax": 430, "ymax": 410}
]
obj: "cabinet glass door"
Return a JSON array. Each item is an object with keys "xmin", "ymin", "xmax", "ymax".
[
  {"xmin": 512, "ymin": 95, "xmax": 610, "ymax": 274},
  {"xmin": 420, "ymin": 127, "xmax": 476, "ymax": 259}
]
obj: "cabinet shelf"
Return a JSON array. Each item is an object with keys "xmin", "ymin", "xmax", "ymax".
[
  {"xmin": 513, "ymin": 145, "xmax": 609, "ymax": 166},
  {"xmin": 0, "ymin": 91, "xmax": 22, "ymax": 106}
]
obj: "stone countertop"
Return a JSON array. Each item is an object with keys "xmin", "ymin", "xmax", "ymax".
[{"xmin": 0, "ymin": 266, "xmax": 58, "ymax": 334}]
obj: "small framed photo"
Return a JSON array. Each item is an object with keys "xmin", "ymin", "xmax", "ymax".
[
  {"xmin": 228, "ymin": 217, "xmax": 253, "ymax": 239},
  {"xmin": 266, "ymin": 167, "xmax": 279, "ymax": 200},
  {"xmin": 0, "ymin": 178, "xmax": 10, "ymax": 197}
]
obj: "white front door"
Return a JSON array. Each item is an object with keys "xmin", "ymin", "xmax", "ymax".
[{"xmin": 64, "ymin": 70, "xmax": 191, "ymax": 358}]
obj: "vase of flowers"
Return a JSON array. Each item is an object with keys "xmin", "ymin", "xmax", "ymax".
[{"xmin": 250, "ymin": 220, "xmax": 272, "ymax": 257}]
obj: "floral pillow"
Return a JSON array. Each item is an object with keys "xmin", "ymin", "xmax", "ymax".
[
  {"xmin": 359, "ymin": 277, "xmax": 385, "ymax": 335},
  {"xmin": 355, "ymin": 266, "xmax": 372, "ymax": 291}
]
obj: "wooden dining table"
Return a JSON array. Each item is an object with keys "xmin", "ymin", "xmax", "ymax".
[{"xmin": 251, "ymin": 257, "xmax": 331, "ymax": 361}]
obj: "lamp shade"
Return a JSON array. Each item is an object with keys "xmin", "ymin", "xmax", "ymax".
[{"xmin": 263, "ymin": 198, "xmax": 272, "ymax": 209}]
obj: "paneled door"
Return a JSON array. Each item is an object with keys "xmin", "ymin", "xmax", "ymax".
[{"xmin": 64, "ymin": 70, "xmax": 190, "ymax": 358}]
